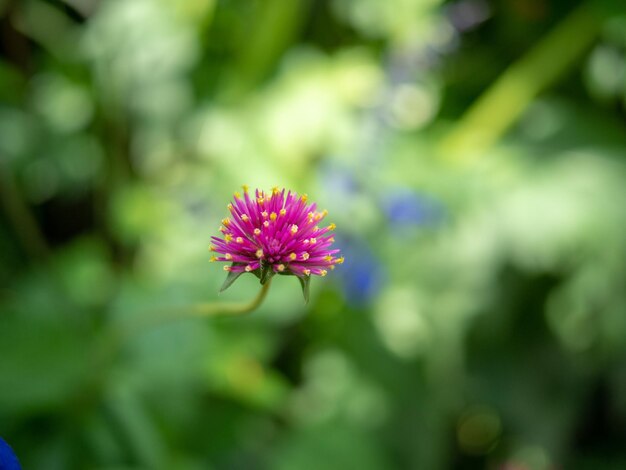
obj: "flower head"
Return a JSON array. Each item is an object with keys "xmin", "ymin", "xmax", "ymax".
[{"xmin": 211, "ymin": 187, "xmax": 342, "ymax": 288}]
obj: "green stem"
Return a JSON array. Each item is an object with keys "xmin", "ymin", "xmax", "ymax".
[
  {"xmin": 439, "ymin": 3, "xmax": 607, "ymax": 161},
  {"xmin": 191, "ymin": 278, "xmax": 273, "ymax": 317},
  {"xmin": 92, "ymin": 280, "xmax": 273, "ymax": 374}
]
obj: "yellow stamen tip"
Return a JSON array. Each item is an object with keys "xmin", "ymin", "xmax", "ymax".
[
  {"xmin": 277, "ymin": 264, "xmax": 285, "ymax": 272},
  {"xmin": 279, "ymin": 208, "xmax": 286, "ymax": 216},
  {"xmin": 272, "ymin": 186, "xmax": 280, "ymax": 194},
  {"xmin": 328, "ymin": 223, "xmax": 336, "ymax": 230},
  {"xmin": 236, "ymin": 237, "xmax": 244, "ymax": 243},
  {"xmin": 301, "ymin": 252, "xmax": 309, "ymax": 260},
  {"xmin": 256, "ymin": 249, "xmax": 264, "ymax": 258},
  {"xmin": 225, "ymin": 234, "xmax": 233, "ymax": 242},
  {"xmin": 222, "ymin": 218, "xmax": 230, "ymax": 226},
  {"xmin": 263, "ymin": 221, "xmax": 270, "ymax": 228},
  {"xmin": 227, "ymin": 204, "xmax": 233, "ymax": 210},
  {"xmin": 290, "ymin": 225, "xmax": 298, "ymax": 234},
  {"xmin": 310, "ymin": 238, "xmax": 317, "ymax": 245},
  {"xmin": 270, "ymin": 212, "xmax": 277, "ymax": 221},
  {"xmin": 254, "ymin": 228, "xmax": 261, "ymax": 235},
  {"xmin": 321, "ymin": 270, "xmax": 327, "ymax": 277},
  {"xmin": 336, "ymin": 257, "xmax": 344, "ymax": 264},
  {"xmin": 324, "ymin": 255, "xmax": 332, "ymax": 262},
  {"xmin": 242, "ymin": 184, "xmax": 249, "ymax": 192},
  {"xmin": 303, "ymin": 269, "xmax": 311, "ymax": 276},
  {"xmin": 257, "ymin": 197, "xmax": 264, "ymax": 205},
  {"xmin": 289, "ymin": 253, "xmax": 297, "ymax": 260},
  {"xmin": 245, "ymin": 265, "xmax": 253, "ymax": 272},
  {"xmin": 241, "ymin": 214, "xmax": 249, "ymax": 222},
  {"xmin": 301, "ymin": 194, "xmax": 308, "ymax": 202},
  {"xmin": 234, "ymin": 192, "xmax": 241, "ymax": 199},
  {"xmin": 209, "ymin": 245, "xmax": 216, "ymax": 251},
  {"xmin": 223, "ymin": 266, "xmax": 231, "ymax": 271},
  {"xmin": 225, "ymin": 253, "xmax": 233, "ymax": 260},
  {"xmin": 210, "ymin": 256, "xmax": 217, "ymax": 262},
  {"xmin": 329, "ymin": 265, "xmax": 335, "ymax": 270},
  {"xmin": 261, "ymin": 211, "xmax": 268, "ymax": 218}
]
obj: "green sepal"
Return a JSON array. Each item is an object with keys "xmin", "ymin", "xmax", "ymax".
[
  {"xmin": 259, "ymin": 261, "xmax": 274, "ymax": 285},
  {"xmin": 297, "ymin": 275, "xmax": 311, "ymax": 303},
  {"xmin": 251, "ymin": 260, "xmax": 274, "ymax": 285},
  {"xmin": 219, "ymin": 263, "xmax": 245, "ymax": 292}
]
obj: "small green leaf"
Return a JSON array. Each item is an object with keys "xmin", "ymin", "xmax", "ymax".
[
  {"xmin": 220, "ymin": 264, "xmax": 244, "ymax": 292},
  {"xmin": 297, "ymin": 275, "xmax": 311, "ymax": 303}
]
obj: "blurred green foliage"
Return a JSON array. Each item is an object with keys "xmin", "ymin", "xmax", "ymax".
[{"xmin": 1, "ymin": 0, "xmax": 626, "ymax": 469}]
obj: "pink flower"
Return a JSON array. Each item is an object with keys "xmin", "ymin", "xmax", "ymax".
[{"xmin": 210, "ymin": 187, "xmax": 343, "ymax": 296}]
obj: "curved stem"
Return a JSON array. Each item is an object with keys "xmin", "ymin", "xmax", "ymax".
[
  {"xmin": 91, "ymin": 280, "xmax": 273, "ymax": 377},
  {"xmin": 191, "ymin": 278, "xmax": 273, "ymax": 317}
]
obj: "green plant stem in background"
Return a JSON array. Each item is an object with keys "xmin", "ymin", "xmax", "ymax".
[
  {"xmin": 191, "ymin": 277, "xmax": 273, "ymax": 317},
  {"xmin": 92, "ymin": 279, "xmax": 273, "ymax": 376},
  {"xmin": 439, "ymin": 2, "xmax": 607, "ymax": 161},
  {"xmin": 0, "ymin": 161, "xmax": 49, "ymax": 261}
]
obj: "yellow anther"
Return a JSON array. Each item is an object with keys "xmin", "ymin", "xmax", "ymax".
[
  {"xmin": 320, "ymin": 270, "xmax": 327, "ymax": 277},
  {"xmin": 336, "ymin": 257, "xmax": 344, "ymax": 264},
  {"xmin": 242, "ymin": 184, "xmax": 249, "ymax": 192},
  {"xmin": 241, "ymin": 214, "xmax": 249, "ymax": 222},
  {"xmin": 263, "ymin": 221, "xmax": 270, "ymax": 228},
  {"xmin": 277, "ymin": 264, "xmax": 285, "ymax": 272},
  {"xmin": 234, "ymin": 191, "xmax": 241, "ymax": 199},
  {"xmin": 321, "ymin": 209, "xmax": 328, "ymax": 217},
  {"xmin": 261, "ymin": 211, "xmax": 268, "ymax": 218},
  {"xmin": 310, "ymin": 238, "xmax": 317, "ymax": 245},
  {"xmin": 227, "ymin": 203, "xmax": 233, "ymax": 210},
  {"xmin": 210, "ymin": 256, "xmax": 217, "ymax": 262},
  {"xmin": 314, "ymin": 226, "xmax": 319, "ymax": 231},
  {"xmin": 225, "ymin": 234, "xmax": 233, "ymax": 242},
  {"xmin": 272, "ymin": 186, "xmax": 279, "ymax": 194},
  {"xmin": 301, "ymin": 194, "xmax": 308, "ymax": 202},
  {"xmin": 219, "ymin": 226, "xmax": 226, "ymax": 233},
  {"xmin": 324, "ymin": 255, "xmax": 332, "ymax": 262},
  {"xmin": 256, "ymin": 249, "xmax": 264, "ymax": 258},
  {"xmin": 290, "ymin": 225, "xmax": 298, "ymax": 234},
  {"xmin": 303, "ymin": 239, "xmax": 310, "ymax": 244},
  {"xmin": 253, "ymin": 228, "xmax": 261, "ymax": 235},
  {"xmin": 301, "ymin": 252, "xmax": 310, "ymax": 260},
  {"xmin": 303, "ymin": 269, "xmax": 311, "ymax": 276},
  {"xmin": 289, "ymin": 253, "xmax": 297, "ymax": 261},
  {"xmin": 270, "ymin": 212, "xmax": 277, "ymax": 221},
  {"xmin": 245, "ymin": 265, "xmax": 253, "ymax": 272},
  {"xmin": 257, "ymin": 197, "xmax": 264, "ymax": 205},
  {"xmin": 209, "ymin": 244, "xmax": 216, "ymax": 251},
  {"xmin": 223, "ymin": 266, "xmax": 231, "ymax": 271},
  {"xmin": 236, "ymin": 237, "xmax": 244, "ymax": 243},
  {"xmin": 328, "ymin": 223, "xmax": 336, "ymax": 230},
  {"xmin": 328, "ymin": 237, "xmax": 335, "ymax": 243},
  {"xmin": 222, "ymin": 218, "xmax": 231, "ymax": 226},
  {"xmin": 279, "ymin": 208, "xmax": 286, "ymax": 216},
  {"xmin": 225, "ymin": 253, "xmax": 233, "ymax": 260},
  {"xmin": 329, "ymin": 265, "xmax": 335, "ymax": 270},
  {"xmin": 307, "ymin": 212, "xmax": 314, "ymax": 219}
]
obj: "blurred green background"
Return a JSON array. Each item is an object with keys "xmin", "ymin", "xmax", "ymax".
[{"xmin": 1, "ymin": 0, "xmax": 626, "ymax": 468}]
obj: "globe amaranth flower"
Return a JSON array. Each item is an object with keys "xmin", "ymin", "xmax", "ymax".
[{"xmin": 210, "ymin": 186, "xmax": 344, "ymax": 299}]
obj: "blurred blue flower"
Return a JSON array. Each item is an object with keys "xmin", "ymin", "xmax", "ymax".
[
  {"xmin": 382, "ymin": 189, "xmax": 445, "ymax": 228},
  {"xmin": 0, "ymin": 437, "xmax": 21, "ymax": 470},
  {"xmin": 335, "ymin": 236, "xmax": 384, "ymax": 307}
]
